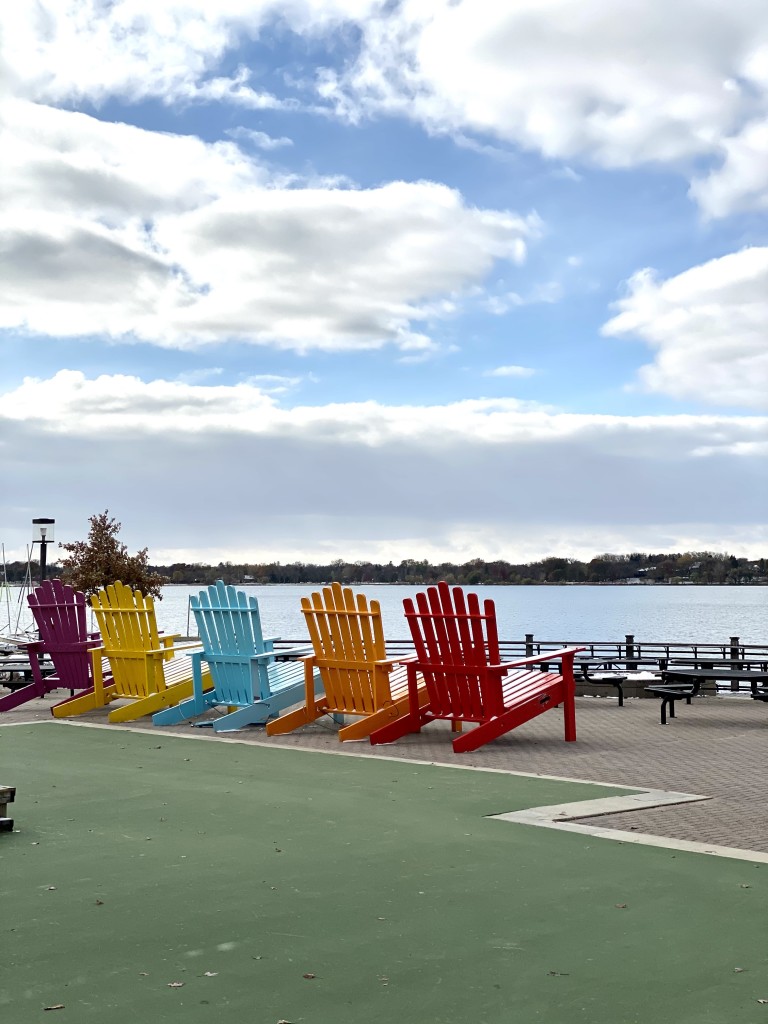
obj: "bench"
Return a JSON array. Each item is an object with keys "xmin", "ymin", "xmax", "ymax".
[
  {"xmin": 0, "ymin": 784, "xmax": 15, "ymax": 832},
  {"xmin": 646, "ymin": 667, "xmax": 768, "ymax": 724}
]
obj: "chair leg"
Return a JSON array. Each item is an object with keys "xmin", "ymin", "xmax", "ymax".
[
  {"xmin": 52, "ymin": 686, "xmax": 115, "ymax": 718},
  {"xmin": 370, "ymin": 709, "xmax": 429, "ymax": 745},
  {"xmin": 211, "ymin": 703, "xmax": 271, "ymax": 732},
  {"xmin": 108, "ymin": 680, "xmax": 196, "ymax": 723},
  {"xmin": 0, "ymin": 679, "xmax": 49, "ymax": 712},
  {"xmin": 153, "ymin": 694, "xmax": 210, "ymax": 726},
  {"xmin": 266, "ymin": 700, "xmax": 327, "ymax": 736}
]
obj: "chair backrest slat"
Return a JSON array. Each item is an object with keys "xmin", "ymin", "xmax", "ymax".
[
  {"xmin": 301, "ymin": 582, "xmax": 388, "ymax": 715},
  {"xmin": 27, "ymin": 579, "xmax": 95, "ymax": 690},
  {"xmin": 91, "ymin": 582, "xmax": 167, "ymax": 698},
  {"xmin": 404, "ymin": 582, "xmax": 502, "ymax": 719},
  {"xmin": 190, "ymin": 581, "xmax": 270, "ymax": 703}
]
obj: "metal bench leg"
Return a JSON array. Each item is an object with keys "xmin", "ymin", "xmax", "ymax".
[{"xmin": 660, "ymin": 696, "xmax": 674, "ymax": 724}]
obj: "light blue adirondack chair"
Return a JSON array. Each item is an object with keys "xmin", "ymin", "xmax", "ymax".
[{"xmin": 152, "ymin": 581, "xmax": 320, "ymax": 732}]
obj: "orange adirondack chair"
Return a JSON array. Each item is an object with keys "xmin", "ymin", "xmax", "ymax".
[
  {"xmin": 266, "ymin": 582, "xmax": 426, "ymax": 742},
  {"xmin": 53, "ymin": 581, "xmax": 209, "ymax": 723},
  {"xmin": 370, "ymin": 582, "xmax": 584, "ymax": 753}
]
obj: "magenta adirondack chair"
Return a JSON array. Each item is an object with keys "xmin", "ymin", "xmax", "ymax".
[
  {"xmin": 370, "ymin": 582, "xmax": 584, "ymax": 753},
  {"xmin": 0, "ymin": 579, "xmax": 111, "ymax": 713}
]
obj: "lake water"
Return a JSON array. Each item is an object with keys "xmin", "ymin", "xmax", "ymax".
[
  {"xmin": 159, "ymin": 583, "xmax": 765, "ymax": 645},
  {"xmin": 3, "ymin": 583, "xmax": 765, "ymax": 646}
]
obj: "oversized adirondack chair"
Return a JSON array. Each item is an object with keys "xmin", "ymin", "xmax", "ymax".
[
  {"xmin": 266, "ymin": 582, "xmax": 427, "ymax": 742},
  {"xmin": 153, "ymin": 581, "xmax": 321, "ymax": 732},
  {"xmin": 370, "ymin": 582, "xmax": 584, "ymax": 753},
  {"xmin": 0, "ymin": 579, "xmax": 112, "ymax": 713},
  {"xmin": 52, "ymin": 581, "xmax": 209, "ymax": 723}
]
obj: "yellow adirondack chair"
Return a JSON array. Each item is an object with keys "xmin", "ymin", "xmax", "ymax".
[
  {"xmin": 266, "ymin": 582, "xmax": 426, "ymax": 742},
  {"xmin": 53, "ymin": 581, "xmax": 210, "ymax": 723}
]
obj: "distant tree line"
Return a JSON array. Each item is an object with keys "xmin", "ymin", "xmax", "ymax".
[{"xmin": 4, "ymin": 550, "xmax": 766, "ymax": 590}]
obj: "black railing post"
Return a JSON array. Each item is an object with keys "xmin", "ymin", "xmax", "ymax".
[
  {"xmin": 525, "ymin": 633, "xmax": 534, "ymax": 658},
  {"xmin": 625, "ymin": 633, "xmax": 637, "ymax": 671},
  {"xmin": 730, "ymin": 636, "xmax": 741, "ymax": 690}
]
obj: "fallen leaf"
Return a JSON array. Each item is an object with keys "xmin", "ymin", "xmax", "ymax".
[
  {"xmin": 95, "ymin": 899, "xmax": 104, "ymax": 906},
  {"xmin": 139, "ymin": 972, "xmax": 149, "ymax": 977},
  {"xmin": 740, "ymin": 884, "xmax": 751, "ymax": 889},
  {"xmin": 302, "ymin": 973, "xmax": 316, "ymax": 979},
  {"xmin": 47, "ymin": 886, "xmax": 57, "ymax": 891},
  {"xmin": 43, "ymin": 1005, "xmax": 65, "ymax": 1011},
  {"xmin": 734, "ymin": 968, "xmax": 745, "ymax": 973},
  {"xmin": 757, "ymin": 998, "xmax": 768, "ymax": 1004},
  {"xmin": 547, "ymin": 971, "xmax": 570, "ymax": 977},
  {"xmin": 167, "ymin": 981, "xmax": 185, "ymax": 988},
  {"xmin": 203, "ymin": 971, "xmax": 218, "ymax": 977},
  {"xmin": 614, "ymin": 904, "xmax": 628, "ymax": 909}
]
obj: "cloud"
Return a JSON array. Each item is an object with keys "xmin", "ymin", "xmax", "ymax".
[
  {"xmin": 0, "ymin": 100, "xmax": 539, "ymax": 353},
  {"xmin": 484, "ymin": 365, "xmax": 535, "ymax": 379},
  {"xmin": 690, "ymin": 119, "xmax": 768, "ymax": 217},
  {"xmin": 603, "ymin": 247, "xmax": 768, "ymax": 408},
  {"xmin": 1, "ymin": 371, "xmax": 765, "ymax": 563},
  {"xmin": 5, "ymin": 4, "xmax": 768, "ymax": 216},
  {"xmin": 320, "ymin": 0, "xmax": 768, "ymax": 216},
  {"xmin": 1, "ymin": 1, "xmax": 379, "ymax": 107},
  {"xmin": 227, "ymin": 127, "xmax": 294, "ymax": 149}
]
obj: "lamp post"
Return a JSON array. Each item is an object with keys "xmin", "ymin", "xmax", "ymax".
[{"xmin": 32, "ymin": 518, "xmax": 55, "ymax": 585}]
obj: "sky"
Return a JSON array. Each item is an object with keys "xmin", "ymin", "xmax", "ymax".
[{"xmin": 1, "ymin": 0, "xmax": 767, "ymax": 567}]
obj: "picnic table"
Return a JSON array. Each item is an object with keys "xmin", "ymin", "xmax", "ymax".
[
  {"xmin": 0, "ymin": 654, "xmax": 55, "ymax": 691},
  {"xmin": 646, "ymin": 664, "xmax": 768, "ymax": 723}
]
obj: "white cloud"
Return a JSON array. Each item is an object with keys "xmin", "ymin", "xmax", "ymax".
[
  {"xmin": 603, "ymin": 247, "xmax": 768, "ymax": 408},
  {"xmin": 227, "ymin": 127, "xmax": 294, "ymax": 149},
  {"xmin": 320, "ymin": 0, "xmax": 768, "ymax": 215},
  {"xmin": 690, "ymin": 119, "xmax": 768, "ymax": 217},
  {"xmin": 0, "ymin": 100, "xmax": 539, "ymax": 353},
  {"xmin": 484, "ymin": 365, "xmax": 535, "ymax": 379},
  {"xmin": 0, "ymin": 1, "xmax": 379, "ymax": 107},
  {"xmin": 1, "ymin": 371, "xmax": 765, "ymax": 563},
  {"xmin": 4, "ymin": 4, "xmax": 768, "ymax": 216}
]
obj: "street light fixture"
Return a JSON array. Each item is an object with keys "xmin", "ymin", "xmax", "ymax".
[{"xmin": 32, "ymin": 518, "xmax": 55, "ymax": 585}]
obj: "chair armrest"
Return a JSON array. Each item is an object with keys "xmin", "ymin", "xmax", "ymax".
[
  {"xmin": 496, "ymin": 646, "xmax": 586, "ymax": 670},
  {"xmin": 145, "ymin": 640, "xmax": 202, "ymax": 656}
]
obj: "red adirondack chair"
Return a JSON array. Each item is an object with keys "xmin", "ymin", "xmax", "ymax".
[
  {"xmin": 370, "ymin": 582, "xmax": 584, "ymax": 753},
  {"xmin": 0, "ymin": 579, "xmax": 111, "ymax": 713}
]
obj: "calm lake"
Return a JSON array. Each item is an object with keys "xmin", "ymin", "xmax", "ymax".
[
  {"xmin": 3, "ymin": 583, "xmax": 765, "ymax": 646},
  {"xmin": 158, "ymin": 583, "xmax": 766, "ymax": 646}
]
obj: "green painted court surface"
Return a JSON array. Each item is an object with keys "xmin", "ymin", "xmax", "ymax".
[{"xmin": 1, "ymin": 724, "xmax": 767, "ymax": 1023}]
